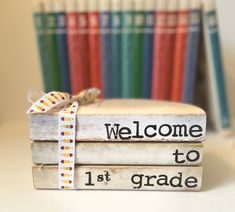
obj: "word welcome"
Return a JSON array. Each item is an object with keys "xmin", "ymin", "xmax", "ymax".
[{"xmin": 104, "ymin": 121, "xmax": 203, "ymax": 140}]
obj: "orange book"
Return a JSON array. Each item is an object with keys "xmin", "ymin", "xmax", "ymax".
[{"xmin": 171, "ymin": 0, "xmax": 189, "ymax": 101}]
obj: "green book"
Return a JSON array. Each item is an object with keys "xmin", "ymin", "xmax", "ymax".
[
  {"xmin": 133, "ymin": 0, "xmax": 144, "ymax": 98},
  {"xmin": 44, "ymin": 1, "xmax": 61, "ymax": 91},
  {"xmin": 121, "ymin": 0, "xmax": 134, "ymax": 98},
  {"xmin": 33, "ymin": 1, "xmax": 52, "ymax": 92}
]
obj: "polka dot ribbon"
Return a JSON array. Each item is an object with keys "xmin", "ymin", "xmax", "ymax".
[{"xmin": 27, "ymin": 88, "xmax": 100, "ymax": 190}]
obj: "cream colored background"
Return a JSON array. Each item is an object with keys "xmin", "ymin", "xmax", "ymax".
[{"xmin": 0, "ymin": 0, "xmax": 234, "ymax": 122}]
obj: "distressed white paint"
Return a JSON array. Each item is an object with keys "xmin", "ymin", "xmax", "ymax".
[
  {"xmin": 33, "ymin": 165, "xmax": 203, "ymax": 191},
  {"xmin": 29, "ymin": 100, "xmax": 206, "ymax": 142},
  {"xmin": 31, "ymin": 142, "xmax": 203, "ymax": 165}
]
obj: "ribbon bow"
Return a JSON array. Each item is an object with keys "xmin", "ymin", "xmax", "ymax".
[{"xmin": 27, "ymin": 88, "xmax": 100, "ymax": 190}]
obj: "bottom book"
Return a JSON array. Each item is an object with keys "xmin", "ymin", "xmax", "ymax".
[{"xmin": 33, "ymin": 165, "xmax": 202, "ymax": 191}]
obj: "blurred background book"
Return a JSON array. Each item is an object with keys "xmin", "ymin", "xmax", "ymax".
[{"xmin": 0, "ymin": 0, "xmax": 235, "ymax": 135}]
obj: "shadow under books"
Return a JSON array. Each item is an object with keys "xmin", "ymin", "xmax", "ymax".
[{"xmin": 202, "ymin": 151, "xmax": 235, "ymax": 191}]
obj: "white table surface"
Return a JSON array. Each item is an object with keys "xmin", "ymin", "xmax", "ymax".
[{"xmin": 1, "ymin": 120, "xmax": 235, "ymax": 212}]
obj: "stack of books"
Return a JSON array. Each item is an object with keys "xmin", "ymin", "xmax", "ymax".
[
  {"xmin": 32, "ymin": 0, "xmax": 230, "ymax": 132},
  {"xmin": 29, "ymin": 99, "xmax": 206, "ymax": 191}
]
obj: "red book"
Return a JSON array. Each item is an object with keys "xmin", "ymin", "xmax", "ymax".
[
  {"xmin": 66, "ymin": 0, "xmax": 89, "ymax": 94},
  {"xmin": 171, "ymin": 0, "xmax": 189, "ymax": 101},
  {"xmin": 151, "ymin": 0, "xmax": 167, "ymax": 100},
  {"xmin": 87, "ymin": 1, "xmax": 102, "ymax": 93},
  {"xmin": 162, "ymin": 1, "xmax": 178, "ymax": 100},
  {"xmin": 77, "ymin": 1, "xmax": 90, "ymax": 90}
]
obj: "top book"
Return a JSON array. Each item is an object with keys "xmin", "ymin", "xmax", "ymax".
[{"xmin": 29, "ymin": 99, "xmax": 206, "ymax": 142}]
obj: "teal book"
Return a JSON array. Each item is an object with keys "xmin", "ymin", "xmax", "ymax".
[
  {"xmin": 133, "ymin": 0, "xmax": 144, "ymax": 98},
  {"xmin": 100, "ymin": 0, "xmax": 112, "ymax": 98},
  {"xmin": 44, "ymin": 1, "xmax": 62, "ymax": 91},
  {"xmin": 111, "ymin": 0, "xmax": 122, "ymax": 97},
  {"xmin": 203, "ymin": 0, "xmax": 230, "ymax": 130},
  {"xmin": 33, "ymin": 1, "xmax": 52, "ymax": 92},
  {"xmin": 121, "ymin": 0, "xmax": 134, "ymax": 98}
]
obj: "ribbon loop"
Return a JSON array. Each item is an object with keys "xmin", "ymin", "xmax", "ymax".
[{"xmin": 27, "ymin": 91, "xmax": 70, "ymax": 114}]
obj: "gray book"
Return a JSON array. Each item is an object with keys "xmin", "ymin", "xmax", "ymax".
[
  {"xmin": 32, "ymin": 141, "xmax": 203, "ymax": 165},
  {"xmin": 29, "ymin": 99, "xmax": 206, "ymax": 142},
  {"xmin": 33, "ymin": 165, "xmax": 203, "ymax": 191}
]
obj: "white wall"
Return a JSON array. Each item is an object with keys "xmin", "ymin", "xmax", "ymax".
[
  {"xmin": 0, "ymin": 0, "xmax": 234, "ymax": 122},
  {"xmin": 216, "ymin": 0, "xmax": 235, "ymax": 121}
]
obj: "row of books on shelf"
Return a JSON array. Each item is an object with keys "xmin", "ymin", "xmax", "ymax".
[{"xmin": 33, "ymin": 0, "xmax": 231, "ymax": 132}]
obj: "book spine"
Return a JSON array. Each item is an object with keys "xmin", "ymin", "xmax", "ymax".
[
  {"xmin": 33, "ymin": 165, "xmax": 202, "ymax": 191},
  {"xmin": 87, "ymin": 0, "xmax": 103, "ymax": 93},
  {"xmin": 100, "ymin": 0, "xmax": 112, "ymax": 98},
  {"xmin": 54, "ymin": 0, "xmax": 71, "ymax": 93},
  {"xmin": 142, "ymin": 0, "xmax": 156, "ymax": 98},
  {"xmin": 30, "ymin": 114, "xmax": 207, "ymax": 142},
  {"xmin": 32, "ymin": 141, "xmax": 203, "ymax": 165},
  {"xmin": 171, "ymin": 0, "xmax": 189, "ymax": 101},
  {"xmin": 183, "ymin": 0, "xmax": 201, "ymax": 103},
  {"xmin": 66, "ymin": 0, "xmax": 88, "ymax": 94},
  {"xmin": 44, "ymin": 0, "xmax": 62, "ymax": 91},
  {"xmin": 111, "ymin": 0, "xmax": 122, "ymax": 97},
  {"xmin": 33, "ymin": 1, "xmax": 52, "ymax": 92},
  {"xmin": 151, "ymin": 0, "xmax": 167, "ymax": 99},
  {"xmin": 203, "ymin": 0, "xmax": 230, "ymax": 130},
  {"xmin": 162, "ymin": 0, "xmax": 178, "ymax": 100},
  {"xmin": 77, "ymin": 0, "xmax": 91, "ymax": 91},
  {"xmin": 121, "ymin": 0, "xmax": 134, "ymax": 98},
  {"xmin": 133, "ymin": 0, "xmax": 145, "ymax": 98}
]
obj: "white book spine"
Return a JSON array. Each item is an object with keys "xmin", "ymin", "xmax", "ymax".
[
  {"xmin": 33, "ymin": 165, "xmax": 203, "ymax": 191},
  {"xmin": 32, "ymin": 142, "xmax": 203, "ymax": 165},
  {"xmin": 30, "ymin": 114, "xmax": 206, "ymax": 141}
]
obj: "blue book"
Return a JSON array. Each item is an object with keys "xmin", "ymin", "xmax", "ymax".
[
  {"xmin": 183, "ymin": 4, "xmax": 201, "ymax": 103},
  {"xmin": 203, "ymin": 1, "xmax": 230, "ymax": 130},
  {"xmin": 100, "ymin": 0, "xmax": 112, "ymax": 98},
  {"xmin": 142, "ymin": 4, "xmax": 155, "ymax": 98},
  {"xmin": 111, "ymin": 0, "xmax": 122, "ymax": 97},
  {"xmin": 55, "ymin": 5, "xmax": 71, "ymax": 93}
]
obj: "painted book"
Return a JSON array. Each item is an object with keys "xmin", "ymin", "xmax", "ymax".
[
  {"xmin": 100, "ymin": 0, "xmax": 112, "ymax": 98},
  {"xmin": 29, "ymin": 99, "xmax": 206, "ymax": 142},
  {"xmin": 121, "ymin": 0, "xmax": 134, "ymax": 98},
  {"xmin": 202, "ymin": 0, "xmax": 230, "ymax": 130},
  {"xmin": 32, "ymin": 141, "xmax": 203, "ymax": 165},
  {"xmin": 54, "ymin": 0, "xmax": 71, "ymax": 93},
  {"xmin": 142, "ymin": 0, "xmax": 156, "ymax": 98},
  {"xmin": 133, "ymin": 0, "xmax": 145, "ymax": 97},
  {"xmin": 171, "ymin": 0, "xmax": 189, "ymax": 101},
  {"xmin": 183, "ymin": 0, "xmax": 201, "ymax": 103},
  {"xmin": 87, "ymin": 0, "xmax": 103, "ymax": 93},
  {"xmin": 33, "ymin": 1, "xmax": 52, "ymax": 92},
  {"xmin": 33, "ymin": 165, "xmax": 203, "ymax": 191},
  {"xmin": 44, "ymin": 0, "xmax": 62, "ymax": 91}
]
